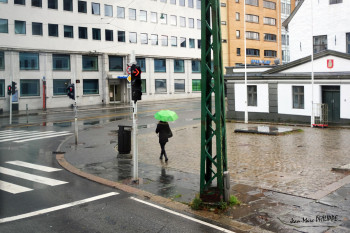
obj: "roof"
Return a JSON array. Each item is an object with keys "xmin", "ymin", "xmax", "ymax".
[{"xmin": 282, "ymin": 0, "xmax": 304, "ymax": 29}]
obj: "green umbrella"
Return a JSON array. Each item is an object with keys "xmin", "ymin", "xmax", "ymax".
[{"xmin": 154, "ymin": 110, "xmax": 178, "ymax": 122}]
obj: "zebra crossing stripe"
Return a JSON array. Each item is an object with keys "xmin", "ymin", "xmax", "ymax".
[
  {"xmin": 0, "ymin": 180, "xmax": 33, "ymax": 194},
  {"xmin": 5, "ymin": 161, "xmax": 62, "ymax": 172},
  {"xmin": 0, "ymin": 131, "xmax": 55, "ymax": 140},
  {"xmin": 0, "ymin": 131, "xmax": 72, "ymax": 143},
  {"xmin": 0, "ymin": 130, "xmax": 27, "ymax": 136},
  {"xmin": 0, "ymin": 167, "xmax": 68, "ymax": 186},
  {"xmin": 14, "ymin": 132, "xmax": 73, "ymax": 143}
]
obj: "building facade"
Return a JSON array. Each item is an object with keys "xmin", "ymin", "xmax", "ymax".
[{"xmin": 0, "ymin": 0, "xmax": 202, "ymax": 112}]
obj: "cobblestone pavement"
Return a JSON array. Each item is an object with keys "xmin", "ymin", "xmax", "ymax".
[{"xmin": 138, "ymin": 123, "xmax": 350, "ymax": 198}]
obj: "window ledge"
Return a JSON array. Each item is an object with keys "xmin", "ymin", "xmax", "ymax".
[
  {"xmin": 19, "ymin": 96, "xmax": 41, "ymax": 99},
  {"xmin": 82, "ymin": 94, "xmax": 100, "ymax": 96}
]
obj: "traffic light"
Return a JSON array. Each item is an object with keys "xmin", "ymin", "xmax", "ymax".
[
  {"xmin": 131, "ymin": 64, "xmax": 142, "ymax": 103},
  {"xmin": 67, "ymin": 83, "xmax": 75, "ymax": 100},
  {"xmin": 7, "ymin": 85, "xmax": 12, "ymax": 95},
  {"xmin": 11, "ymin": 81, "xmax": 17, "ymax": 95}
]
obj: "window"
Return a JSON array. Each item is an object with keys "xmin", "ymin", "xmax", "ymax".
[
  {"xmin": 160, "ymin": 14, "xmax": 167, "ymax": 24},
  {"xmin": 313, "ymin": 35, "xmax": 327, "ymax": 54},
  {"xmin": 237, "ymin": 48, "xmax": 241, "ymax": 56},
  {"xmin": 151, "ymin": 12, "xmax": 157, "ymax": 23},
  {"xmin": 105, "ymin": 29, "xmax": 113, "ymax": 41},
  {"xmin": 192, "ymin": 60, "xmax": 200, "ymax": 72},
  {"xmin": 170, "ymin": 0, "xmax": 176, "ymax": 4},
  {"xmin": 53, "ymin": 54, "xmax": 70, "ymax": 70},
  {"xmin": 246, "ymin": 14, "xmax": 259, "ymax": 23},
  {"xmin": 170, "ymin": 15, "xmax": 177, "ymax": 26},
  {"xmin": 78, "ymin": 1, "xmax": 87, "ymax": 13},
  {"xmin": 236, "ymin": 12, "xmax": 240, "ymax": 21},
  {"xmin": 161, "ymin": 35, "xmax": 168, "ymax": 46},
  {"xmin": 136, "ymin": 58, "xmax": 146, "ymax": 72},
  {"xmin": 264, "ymin": 33, "xmax": 276, "ymax": 42},
  {"xmin": 129, "ymin": 8, "xmax": 136, "ymax": 20},
  {"xmin": 171, "ymin": 36, "xmax": 177, "ymax": 47},
  {"xmin": 48, "ymin": 24, "xmax": 58, "ymax": 37},
  {"xmin": 64, "ymin": 25, "xmax": 73, "ymax": 38},
  {"xmin": 198, "ymin": 39, "xmax": 201, "ymax": 49},
  {"xmin": 175, "ymin": 80, "xmax": 185, "ymax": 92},
  {"xmin": 118, "ymin": 31, "xmax": 125, "ymax": 42},
  {"xmin": 221, "ymin": 21, "xmax": 226, "ymax": 25},
  {"xmin": 140, "ymin": 33, "xmax": 148, "ymax": 44},
  {"xmin": 282, "ymin": 34, "xmax": 289, "ymax": 45},
  {"xmin": 189, "ymin": 38, "xmax": 195, "ymax": 48},
  {"xmin": 160, "ymin": 0, "xmax": 166, "ymax": 2},
  {"xmin": 117, "ymin": 7, "xmax": 125, "ymax": 18},
  {"xmin": 79, "ymin": 27, "xmax": 87, "ymax": 39},
  {"xmin": 346, "ymin": 33, "xmax": 350, "ymax": 54},
  {"xmin": 180, "ymin": 37, "xmax": 186, "ymax": 47},
  {"xmin": 236, "ymin": 30, "xmax": 240, "ymax": 38},
  {"xmin": 20, "ymin": 52, "xmax": 39, "ymax": 70},
  {"xmin": 32, "ymin": 0, "xmax": 42, "ymax": 7},
  {"xmin": 247, "ymin": 85, "xmax": 257, "ymax": 106},
  {"xmin": 330, "ymin": 0, "xmax": 342, "ymax": 4},
  {"xmin": 15, "ymin": 20, "xmax": 26, "ymax": 34},
  {"xmin": 129, "ymin": 32, "xmax": 137, "ymax": 43},
  {"xmin": 179, "ymin": 0, "xmax": 185, "ymax": 6},
  {"xmin": 20, "ymin": 80, "xmax": 40, "ymax": 96},
  {"xmin": 15, "ymin": 0, "xmax": 25, "ymax": 5},
  {"xmin": 151, "ymin": 34, "xmax": 158, "ymax": 45},
  {"xmin": 246, "ymin": 49, "xmax": 260, "ymax": 56},
  {"xmin": 154, "ymin": 59, "xmax": 166, "ymax": 72},
  {"xmin": 0, "ymin": 19, "xmax": 8, "ymax": 33},
  {"xmin": 188, "ymin": 18, "xmax": 194, "ymax": 28},
  {"xmin": 192, "ymin": 79, "xmax": 201, "ymax": 91},
  {"xmin": 83, "ymin": 79, "xmax": 99, "ymax": 94},
  {"xmin": 293, "ymin": 86, "xmax": 304, "ymax": 109},
  {"xmin": 246, "ymin": 0, "xmax": 258, "ymax": 6},
  {"xmin": 264, "ymin": 17, "xmax": 276, "ymax": 26},
  {"xmin": 264, "ymin": 50, "xmax": 277, "ymax": 57},
  {"xmin": 196, "ymin": 0, "xmax": 201, "ymax": 9},
  {"xmin": 263, "ymin": 0, "xmax": 275, "ymax": 9},
  {"xmin": 105, "ymin": 5, "xmax": 113, "ymax": 17},
  {"xmin": 246, "ymin": 31, "xmax": 259, "ymax": 40},
  {"xmin": 140, "ymin": 10, "xmax": 147, "ymax": 22},
  {"xmin": 53, "ymin": 79, "xmax": 70, "ymax": 95},
  {"xmin": 109, "ymin": 56, "xmax": 123, "ymax": 71},
  {"xmin": 82, "ymin": 55, "xmax": 98, "ymax": 71},
  {"xmin": 197, "ymin": 19, "xmax": 201, "ymax": 29},
  {"xmin": 92, "ymin": 3, "xmax": 100, "ymax": 15},
  {"xmin": 0, "ymin": 79, "xmax": 4, "ymax": 97},
  {"xmin": 221, "ymin": 3, "xmax": 226, "ymax": 7},
  {"xmin": 141, "ymin": 79, "xmax": 146, "ymax": 93},
  {"xmin": 92, "ymin": 28, "xmax": 101, "ymax": 40},
  {"xmin": 235, "ymin": 0, "xmax": 239, "ymax": 2},
  {"xmin": 32, "ymin": 22, "xmax": 42, "ymax": 35},
  {"xmin": 174, "ymin": 59, "xmax": 184, "ymax": 73},
  {"xmin": 188, "ymin": 0, "xmax": 194, "ymax": 7},
  {"xmin": 48, "ymin": 0, "xmax": 57, "ymax": 9},
  {"xmin": 0, "ymin": 51, "xmax": 4, "ymax": 70},
  {"xmin": 155, "ymin": 79, "xmax": 167, "ymax": 93},
  {"xmin": 63, "ymin": 0, "xmax": 72, "ymax": 11}
]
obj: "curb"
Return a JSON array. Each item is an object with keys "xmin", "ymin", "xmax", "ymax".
[{"xmin": 55, "ymin": 153, "xmax": 262, "ymax": 233}]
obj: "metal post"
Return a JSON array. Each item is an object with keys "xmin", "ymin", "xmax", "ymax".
[
  {"xmin": 133, "ymin": 101, "xmax": 138, "ymax": 180},
  {"xmin": 26, "ymin": 104, "xmax": 28, "ymax": 124},
  {"xmin": 74, "ymin": 55, "xmax": 78, "ymax": 145},
  {"xmin": 244, "ymin": 0, "xmax": 248, "ymax": 124},
  {"xmin": 310, "ymin": 0, "xmax": 315, "ymax": 127}
]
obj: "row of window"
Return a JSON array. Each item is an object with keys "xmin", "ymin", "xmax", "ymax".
[
  {"xmin": 0, "ymin": 52, "xmax": 202, "ymax": 73},
  {"xmin": 246, "ymin": 85, "xmax": 304, "ymax": 109},
  {"xmin": 0, "ymin": 78, "xmax": 204, "ymax": 97},
  {"xmin": 235, "ymin": 49, "xmax": 277, "ymax": 57},
  {"xmin": 235, "ymin": 13, "xmax": 276, "ymax": 26},
  {"xmin": 235, "ymin": 30, "xmax": 277, "ymax": 41}
]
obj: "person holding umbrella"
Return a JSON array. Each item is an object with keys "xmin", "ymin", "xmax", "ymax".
[{"xmin": 154, "ymin": 110, "xmax": 178, "ymax": 162}]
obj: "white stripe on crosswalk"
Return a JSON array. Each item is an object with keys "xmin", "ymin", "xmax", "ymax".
[
  {"xmin": 0, "ymin": 131, "xmax": 55, "ymax": 140},
  {"xmin": 0, "ymin": 167, "xmax": 68, "ymax": 186},
  {"xmin": 14, "ymin": 132, "xmax": 72, "ymax": 143},
  {"xmin": 0, "ymin": 130, "xmax": 27, "ymax": 136},
  {"xmin": 5, "ymin": 161, "xmax": 62, "ymax": 172},
  {"xmin": 0, "ymin": 131, "xmax": 71, "ymax": 143},
  {"xmin": 0, "ymin": 180, "xmax": 33, "ymax": 194}
]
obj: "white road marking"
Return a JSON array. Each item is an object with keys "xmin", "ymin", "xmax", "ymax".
[
  {"xmin": 0, "ymin": 130, "xmax": 27, "ymax": 136},
  {"xmin": 14, "ymin": 132, "xmax": 72, "ymax": 143},
  {"xmin": 0, "ymin": 167, "xmax": 68, "ymax": 186},
  {"xmin": 5, "ymin": 161, "xmax": 62, "ymax": 172},
  {"xmin": 130, "ymin": 197, "xmax": 236, "ymax": 233},
  {"xmin": 0, "ymin": 192, "xmax": 119, "ymax": 223},
  {"xmin": 0, "ymin": 131, "xmax": 55, "ymax": 140},
  {"xmin": 0, "ymin": 180, "xmax": 33, "ymax": 194}
]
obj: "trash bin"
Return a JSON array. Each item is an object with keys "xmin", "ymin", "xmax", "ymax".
[{"xmin": 118, "ymin": 125, "xmax": 131, "ymax": 154}]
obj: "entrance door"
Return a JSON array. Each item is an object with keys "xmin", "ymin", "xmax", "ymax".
[
  {"xmin": 322, "ymin": 86, "xmax": 340, "ymax": 123},
  {"xmin": 109, "ymin": 84, "xmax": 121, "ymax": 102}
]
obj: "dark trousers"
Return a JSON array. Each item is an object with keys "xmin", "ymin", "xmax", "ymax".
[{"xmin": 160, "ymin": 142, "xmax": 168, "ymax": 159}]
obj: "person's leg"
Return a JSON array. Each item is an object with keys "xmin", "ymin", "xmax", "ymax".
[
  {"xmin": 163, "ymin": 142, "xmax": 168, "ymax": 161},
  {"xmin": 160, "ymin": 143, "xmax": 165, "ymax": 159}
]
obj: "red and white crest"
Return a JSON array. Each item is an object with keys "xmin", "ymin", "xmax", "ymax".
[{"xmin": 327, "ymin": 59, "xmax": 334, "ymax": 69}]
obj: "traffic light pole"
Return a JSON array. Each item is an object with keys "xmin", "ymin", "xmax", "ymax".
[
  {"xmin": 9, "ymin": 86, "xmax": 12, "ymax": 125},
  {"xmin": 132, "ymin": 100, "xmax": 138, "ymax": 181}
]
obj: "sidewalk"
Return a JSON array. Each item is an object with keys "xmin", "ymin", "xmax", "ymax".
[{"xmin": 56, "ymin": 121, "xmax": 350, "ymax": 233}]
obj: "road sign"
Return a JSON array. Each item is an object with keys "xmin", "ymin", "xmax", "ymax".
[{"xmin": 127, "ymin": 75, "xmax": 131, "ymax": 82}]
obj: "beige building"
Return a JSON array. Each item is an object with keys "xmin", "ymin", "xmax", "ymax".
[{"xmin": 221, "ymin": 0, "xmax": 296, "ymax": 68}]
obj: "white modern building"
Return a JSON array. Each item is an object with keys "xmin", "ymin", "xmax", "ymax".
[{"xmin": 0, "ymin": 0, "xmax": 202, "ymax": 112}]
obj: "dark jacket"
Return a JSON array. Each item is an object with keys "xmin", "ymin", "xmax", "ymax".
[{"xmin": 156, "ymin": 121, "xmax": 172, "ymax": 144}]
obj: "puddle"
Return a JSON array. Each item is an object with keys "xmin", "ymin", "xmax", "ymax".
[{"xmin": 235, "ymin": 126, "xmax": 298, "ymax": 135}]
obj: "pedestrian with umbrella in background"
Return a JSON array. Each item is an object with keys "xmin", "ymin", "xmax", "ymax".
[{"xmin": 154, "ymin": 110, "xmax": 178, "ymax": 162}]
